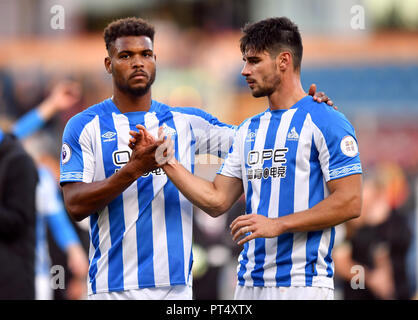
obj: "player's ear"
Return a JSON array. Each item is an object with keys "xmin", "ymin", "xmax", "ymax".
[
  {"xmin": 104, "ymin": 56, "xmax": 112, "ymax": 74},
  {"xmin": 276, "ymin": 51, "xmax": 291, "ymax": 72}
]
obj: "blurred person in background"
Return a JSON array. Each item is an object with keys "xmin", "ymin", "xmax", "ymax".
[
  {"xmin": 0, "ymin": 126, "xmax": 38, "ymax": 299},
  {"xmin": 333, "ymin": 164, "xmax": 412, "ymax": 300},
  {"xmin": 192, "ymin": 194, "xmax": 245, "ymax": 299},
  {"xmin": 11, "ymin": 81, "xmax": 81, "ymax": 140},
  {"xmin": 2, "ymin": 80, "xmax": 89, "ymax": 300},
  {"xmin": 23, "ymin": 133, "xmax": 89, "ymax": 300},
  {"xmin": 2, "ymin": 69, "xmax": 46, "ymax": 119}
]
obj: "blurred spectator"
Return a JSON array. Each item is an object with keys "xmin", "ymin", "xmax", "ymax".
[
  {"xmin": 10, "ymin": 80, "xmax": 88, "ymax": 300},
  {"xmin": 191, "ymin": 162, "xmax": 243, "ymax": 299},
  {"xmin": 12, "ymin": 80, "xmax": 81, "ymax": 140},
  {"xmin": 10, "ymin": 69, "xmax": 46, "ymax": 118},
  {"xmin": 334, "ymin": 164, "xmax": 413, "ymax": 299},
  {"xmin": 0, "ymin": 127, "xmax": 38, "ymax": 299},
  {"xmin": 192, "ymin": 196, "xmax": 244, "ymax": 299},
  {"xmin": 23, "ymin": 134, "xmax": 89, "ymax": 300}
]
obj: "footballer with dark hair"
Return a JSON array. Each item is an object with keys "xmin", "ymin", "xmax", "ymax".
[
  {"xmin": 151, "ymin": 16, "xmax": 362, "ymax": 300},
  {"xmin": 59, "ymin": 17, "xmax": 333, "ymax": 300}
]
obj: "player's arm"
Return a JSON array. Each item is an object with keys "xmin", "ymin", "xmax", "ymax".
[
  {"xmin": 163, "ymin": 159, "xmax": 243, "ymax": 217},
  {"xmin": 128, "ymin": 124, "xmax": 244, "ymax": 216},
  {"xmin": 128, "ymin": 124, "xmax": 244, "ymax": 217},
  {"xmin": 231, "ymin": 174, "xmax": 362, "ymax": 245},
  {"xmin": 62, "ymin": 130, "xmax": 163, "ymax": 222},
  {"xmin": 63, "ymin": 167, "xmax": 141, "ymax": 221}
]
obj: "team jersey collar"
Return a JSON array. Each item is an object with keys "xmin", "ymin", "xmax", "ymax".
[
  {"xmin": 106, "ymin": 98, "xmax": 158, "ymax": 114},
  {"xmin": 267, "ymin": 95, "xmax": 312, "ymax": 113}
]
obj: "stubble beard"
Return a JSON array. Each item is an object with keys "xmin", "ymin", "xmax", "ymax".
[
  {"xmin": 115, "ymin": 71, "xmax": 156, "ymax": 97},
  {"xmin": 251, "ymin": 77, "xmax": 280, "ymax": 98}
]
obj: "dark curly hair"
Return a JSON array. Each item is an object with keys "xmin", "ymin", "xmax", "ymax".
[
  {"xmin": 103, "ymin": 17, "xmax": 155, "ymax": 52},
  {"xmin": 240, "ymin": 17, "xmax": 303, "ymax": 71}
]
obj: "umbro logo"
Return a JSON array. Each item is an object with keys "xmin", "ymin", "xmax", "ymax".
[
  {"xmin": 287, "ymin": 127, "xmax": 299, "ymax": 141},
  {"xmin": 102, "ymin": 131, "xmax": 116, "ymax": 142},
  {"xmin": 102, "ymin": 131, "xmax": 116, "ymax": 139},
  {"xmin": 245, "ymin": 131, "xmax": 257, "ymax": 142}
]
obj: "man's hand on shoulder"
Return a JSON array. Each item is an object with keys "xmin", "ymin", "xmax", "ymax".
[{"xmin": 308, "ymin": 83, "xmax": 338, "ymax": 110}]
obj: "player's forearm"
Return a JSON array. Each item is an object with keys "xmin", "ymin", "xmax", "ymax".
[
  {"xmin": 163, "ymin": 161, "xmax": 228, "ymax": 217},
  {"xmin": 37, "ymin": 98, "xmax": 57, "ymax": 121},
  {"xmin": 63, "ymin": 163, "xmax": 142, "ymax": 221},
  {"xmin": 278, "ymin": 184, "xmax": 362, "ymax": 234}
]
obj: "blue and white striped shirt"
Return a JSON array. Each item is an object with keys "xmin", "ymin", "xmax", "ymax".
[
  {"xmin": 60, "ymin": 98, "xmax": 234, "ymax": 295},
  {"xmin": 218, "ymin": 96, "xmax": 362, "ymax": 289}
]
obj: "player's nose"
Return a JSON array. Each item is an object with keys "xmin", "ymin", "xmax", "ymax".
[
  {"xmin": 131, "ymin": 54, "xmax": 144, "ymax": 69},
  {"xmin": 241, "ymin": 63, "xmax": 251, "ymax": 77}
]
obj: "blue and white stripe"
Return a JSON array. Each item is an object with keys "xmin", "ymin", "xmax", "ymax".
[
  {"xmin": 60, "ymin": 98, "xmax": 235, "ymax": 295},
  {"xmin": 219, "ymin": 96, "xmax": 362, "ymax": 289}
]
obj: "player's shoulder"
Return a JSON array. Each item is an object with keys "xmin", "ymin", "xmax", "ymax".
[
  {"xmin": 166, "ymin": 103, "xmax": 234, "ymax": 128},
  {"xmin": 152, "ymin": 101, "xmax": 205, "ymax": 119},
  {"xmin": 236, "ymin": 110, "xmax": 267, "ymax": 133},
  {"xmin": 300, "ymin": 97, "xmax": 352, "ymax": 129},
  {"xmin": 169, "ymin": 104, "xmax": 214, "ymax": 120},
  {"xmin": 64, "ymin": 99, "xmax": 110, "ymax": 132},
  {"xmin": 298, "ymin": 96, "xmax": 333, "ymax": 115}
]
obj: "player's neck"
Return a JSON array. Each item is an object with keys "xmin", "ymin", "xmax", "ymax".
[
  {"xmin": 268, "ymin": 73, "xmax": 306, "ymax": 111},
  {"xmin": 112, "ymin": 89, "xmax": 152, "ymax": 113}
]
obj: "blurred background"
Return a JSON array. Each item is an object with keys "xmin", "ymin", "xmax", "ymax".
[{"xmin": 0, "ymin": 0, "xmax": 417, "ymax": 300}]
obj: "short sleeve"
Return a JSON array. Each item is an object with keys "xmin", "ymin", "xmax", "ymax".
[
  {"xmin": 312, "ymin": 111, "xmax": 362, "ymax": 182},
  {"xmin": 60, "ymin": 113, "xmax": 95, "ymax": 185},
  {"xmin": 217, "ymin": 127, "xmax": 243, "ymax": 179},
  {"xmin": 174, "ymin": 107, "xmax": 236, "ymax": 159}
]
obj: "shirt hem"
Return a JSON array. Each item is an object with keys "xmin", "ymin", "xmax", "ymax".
[
  {"xmin": 237, "ymin": 278, "xmax": 334, "ymax": 290},
  {"xmin": 87, "ymin": 282, "xmax": 191, "ymax": 296},
  {"xmin": 216, "ymin": 171, "xmax": 242, "ymax": 179}
]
